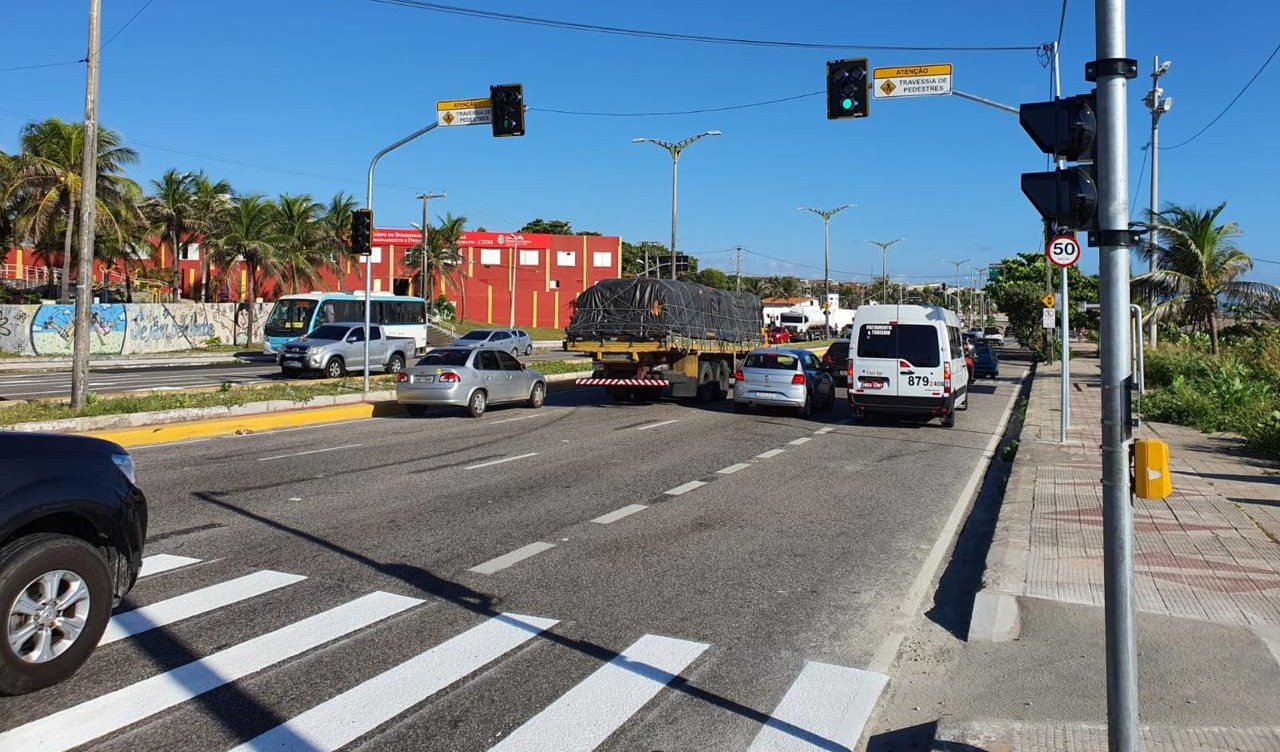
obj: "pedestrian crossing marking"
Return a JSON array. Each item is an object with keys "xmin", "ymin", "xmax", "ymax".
[
  {"xmin": 101, "ymin": 570, "xmax": 306, "ymax": 645},
  {"xmin": 746, "ymin": 660, "xmax": 888, "ymax": 751},
  {"xmin": 230, "ymin": 613, "xmax": 558, "ymax": 752},
  {"xmin": 0, "ymin": 591, "xmax": 422, "ymax": 751},
  {"xmin": 489, "ymin": 633, "xmax": 710, "ymax": 751},
  {"xmin": 138, "ymin": 554, "xmax": 201, "ymax": 578}
]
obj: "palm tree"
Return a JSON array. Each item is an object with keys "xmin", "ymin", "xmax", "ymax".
[
  {"xmin": 190, "ymin": 172, "xmax": 232, "ymax": 301},
  {"xmin": 1134, "ymin": 202, "xmax": 1279, "ymax": 355},
  {"xmin": 143, "ymin": 169, "xmax": 198, "ymax": 301},
  {"xmin": 427, "ymin": 212, "xmax": 467, "ymax": 320},
  {"xmin": 206, "ymin": 195, "xmax": 285, "ymax": 345},
  {"xmin": 8, "ymin": 118, "xmax": 139, "ymax": 302},
  {"xmin": 95, "ymin": 182, "xmax": 147, "ymax": 302},
  {"xmin": 740, "ymin": 277, "xmax": 768, "ymax": 297},
  {"xmin": 273, "ymin": 193, "xmax": 325, "ymax": 294},
  {"xmin": 316, "ymin": 192, "xmax": 358, "ymax": 293}
]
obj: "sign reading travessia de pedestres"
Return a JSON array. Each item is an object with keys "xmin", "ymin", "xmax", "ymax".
[{"xmin": 873, "ymin": 64, "xmax": 953, "ymax": 98}]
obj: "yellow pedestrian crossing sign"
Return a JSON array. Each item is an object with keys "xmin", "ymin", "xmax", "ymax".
[{"xmin": 1042, "ymin": 293, "xmax": 1056, "ymax": 308}]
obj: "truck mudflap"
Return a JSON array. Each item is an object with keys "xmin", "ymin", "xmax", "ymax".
[{"xmin": 575, "ymin": 378, "xmax": 670, "ymax": 387}]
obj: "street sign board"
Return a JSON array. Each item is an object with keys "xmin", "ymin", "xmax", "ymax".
[
  {"xmin": 1042, "ymin": 307, "xmax": 1056, "ymax": 328},
  {"xmin": 436, "ymin": 98, "xmax": 492, "ymax": 127},
  {"xmin": 872, "ymin": 63, "xmax": 953, "ymax": 99},
  {"xmin": 1042, "ymin": 292, "xmax": 1056, "ymax": 308},
  {"xmin": 1046, "ymin": 234, "xmax": 1082, "ymax": 267}
]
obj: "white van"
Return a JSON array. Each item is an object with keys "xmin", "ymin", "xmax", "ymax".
[{"xmin": 847, "ymin": 304, "xmax": 969, "ymax": 427}]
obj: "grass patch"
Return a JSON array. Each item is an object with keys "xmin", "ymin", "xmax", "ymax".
[
  {"xmin": 530, "ymin": 359, "xmax": 594, "ymax": 375},
  {"xmin": 0, "ymin": 376, "xmax": 399, "ymax": 428}
]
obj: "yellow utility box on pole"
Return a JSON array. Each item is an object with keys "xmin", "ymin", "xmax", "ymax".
[{"xmin": 1134, "ymin": 438, "xmax": 1172, "ymax": 500}]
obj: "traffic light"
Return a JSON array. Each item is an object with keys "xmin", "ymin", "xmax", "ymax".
[
  {"xmin": 826, "ymin": 58, "xmax": 869, "ymax": 120},
  {"xmin": 351, "ymin": 209, "xmax": 372, "ymax": 256},
  {"xmin": 490, "ymin": 83, "xmax": 525, "ymax": 137},
  {"xmin": 1019, "ymin": 91, "xmax": 1098, "ymax": 231}
]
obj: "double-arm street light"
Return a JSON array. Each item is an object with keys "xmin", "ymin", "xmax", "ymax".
[
  {"xmin": 866, "ymin": 238, "xmax": 904, "ymax": 302},
  {"xmin": 633, "ymin": 130, "xmax": 722, "ymax": 279},
  {"xmin": 943, "ymin": 257, "xmax": 973, "ymax": 320},
  {"xmin": 799, "ymin": 205, "xmax": 855, "ymax": 331}
]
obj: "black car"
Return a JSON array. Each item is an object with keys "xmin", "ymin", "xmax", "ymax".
[
  {"xmin": 822, "ymin": 339, "xmax": 851, "ymax": 388},
  {"xmin": 0, "ymin": 433, "xmax": 147, "ymax": 695},
  {"xmin": 973, "ymin": 341, "xmax": 1000, "ymax": 378}
]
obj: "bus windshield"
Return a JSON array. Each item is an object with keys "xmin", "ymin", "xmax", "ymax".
[{"xmin": 264, "ymin": 299, "xmax": 316, "ymax": 337}]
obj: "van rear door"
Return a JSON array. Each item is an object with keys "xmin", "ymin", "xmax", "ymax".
[
  {"xmin": 894, "ymin": 324, "xmax": 946, "ymax": 401},
  {"xmin": 853, "ymin": 323, "xmax": 900, "ymax": 397}
]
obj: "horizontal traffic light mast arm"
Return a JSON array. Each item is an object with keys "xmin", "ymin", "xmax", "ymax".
[{"xmin": 952, "ymin": 89, "xmax": 1018, "ymax": 115}]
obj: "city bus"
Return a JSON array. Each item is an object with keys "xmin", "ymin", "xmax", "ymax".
[{"xmin": 262, "ymin": 293, "xmax": 429, "ymax": 354}]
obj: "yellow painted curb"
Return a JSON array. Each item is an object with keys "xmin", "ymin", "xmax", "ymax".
[{"xmin": 82, "ymin": 402, "xmax": 403, "ymax": 448}]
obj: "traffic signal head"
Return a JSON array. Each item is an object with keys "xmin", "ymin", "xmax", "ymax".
[
  {"xmin": 1019, "ymin": 92, "xmax": 1097, "ymax": 162},
  {"xmin": 490, "ymin": 83, "xmax": 525, "ymax": 138},
  {"xmin": 351, "ymin": 209, "xmax": 373, "ymax": 256},
  {"xmin": 1020, "ymin": 166, "xmax": 1097, "ymax": 231},
  {"xmin": 827, "ymin": 58, "xmax": 869, "ymax": 120}
]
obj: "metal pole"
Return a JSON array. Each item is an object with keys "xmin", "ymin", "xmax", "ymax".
[
  {"xmin": 951, "ymin": 89, "xmax": 1020, "ymax": 115},
  {"xmin": 1095, "ymin": 1, "xmax": 1140, "ymax": 748},
  {"xmin": 364, "ymin": 121, "xmax": 438, "ymax": 394},
  {"xmin": 823, "ymin": 217, "xmax": 830, "ymax": 332},
  {"xmin": 509, "ymin": 245, "xmax": 517, "ymax": 328},
  {"xmin": 1052, "ymin": 41, "xmax": 1072, "ymax": 441},
  {"xmin": 1146, "ymin": 54, "xmax": 1169, "ymax": 350},
  {"xmin": 670, "ymin": 152, "xmax": 679, "ymax": 279},
  {"xmin": 735, "ymin": 245, "xmax": 742, "ymax": 292},
  {"xmin": 70, "ymin": 0, "xmax": 101, "ymax": 410},
  {"xmin": 416, "ymin": 191, "xmax": 445, "ymax": 352}
]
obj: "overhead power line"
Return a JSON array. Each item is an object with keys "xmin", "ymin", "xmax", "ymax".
[
  {"xmin": 532, "ymin": 90, "xmax": 823, "ymax": 117},
  {"xmin": 1162, "ymin": 40, "xmax": 1280, "ymax": 150},
  {"xmin": 365, "ymin": 0, "xmax": 1041, "ymax": 52},
  {"xmin": 102, "ymin": 0, "xmax": 160, "ymax": 51},
  {"xmin": 0, "ymin": 60, "xmax": 83, "ymax": 73},
  {"xmin": 1, "ymin": 0, "xmax": 160, "ymax": 73}
]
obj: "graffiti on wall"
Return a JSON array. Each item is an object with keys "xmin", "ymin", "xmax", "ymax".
[{"xmin": 0, "ymin": 303, "xmax": 270, "ymax": 357}]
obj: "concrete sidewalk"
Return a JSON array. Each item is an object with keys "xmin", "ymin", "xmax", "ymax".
[{"xmin": 939, "ymin": 346, "xmax": 1280, "ymax": 751}]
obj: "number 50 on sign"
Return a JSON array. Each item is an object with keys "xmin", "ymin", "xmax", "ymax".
[{"xmin": 1046, "ymin": 234, "xmax": 1082, "ymax": 267}]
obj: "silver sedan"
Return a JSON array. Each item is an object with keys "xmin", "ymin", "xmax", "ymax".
[
  {"xmin": 397, "ymin": 347, "xmax": 546, "ymax": 418},
  {"xmin": 733, "ymin": 347, "xmax": 835, "ymax": 417}
]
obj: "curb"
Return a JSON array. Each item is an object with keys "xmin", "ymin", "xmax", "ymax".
[{"xmin": 967, "ymin": 364, "xmax": 1038, "ymax": 643}]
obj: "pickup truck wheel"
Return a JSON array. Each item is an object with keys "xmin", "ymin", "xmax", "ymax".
[
  {"xmin": 0, "ymin": 534, "xmax": 112, "ymax": 696},
  {"xmin": 324, "ymin": 357, "xmax": 345, "ymax": 379},
  {"xmin": 467, "ymin": 389, "xmax": 488, "ymax": 418},
  {"xmin": 528, "ymin": 382, "xmax": 546, "ymax": 408},
  {"xmin": 386, "ymin": 354, "xmax": 405, "ymax": 375}
]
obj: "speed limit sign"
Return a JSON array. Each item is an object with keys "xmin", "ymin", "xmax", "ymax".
[{"xmin": 1046, "ymin": 234, "xmax": 1082, "ymax": 267}]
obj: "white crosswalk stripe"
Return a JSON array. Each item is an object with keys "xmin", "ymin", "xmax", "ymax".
[
  {"xmin": 138, "ymin": 553, "xmax": 202, "ymax": 577},
  {"xmin": 489, "ymin": 634, "xmax": 710, "ymax": 751},
  {"xmin": 747, "ymin": 661, "xmax": 888, "ymax": 752},
  {"xmin": 230, "ymin": 613, "xmax": 559, "ymax": 752}
]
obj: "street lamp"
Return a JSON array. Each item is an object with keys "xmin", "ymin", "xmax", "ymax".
[
  {"xmin": 866, "ymin": 238, "xmax": 904, "ymax": 303},
  {"xmin": 800, "ymin": 204, "xmax": 855, "ymax": 333},
  {"xmin": 943, "ymin": 258, "xmax": 973, "ymax": 320},
  {"xmin": 1143, "ymin": 55, "xmax": 1173, "ymax": 348},
  {"xmin": 633, "ymin": 130, "xmax": 722, "ymax": 279}
]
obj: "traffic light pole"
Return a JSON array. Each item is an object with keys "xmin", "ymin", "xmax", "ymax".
[
  {"xmin": 1052, "ymin": 41, "xmax": 1072, "ymax": 441},
  {"xmin": 1094, "ymin": 1, "xmax": 1140, "ymax": 749},
  {"xmin": 364, "ymin": 121, "xmax": 439, "ymax": 394}
]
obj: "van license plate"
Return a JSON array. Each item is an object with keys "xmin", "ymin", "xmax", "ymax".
[{"xmin": 860, "ymin": 379, "xmax": 887, "ymax": 390}]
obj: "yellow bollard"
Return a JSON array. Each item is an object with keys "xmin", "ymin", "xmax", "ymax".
[{"xmin": 1134, "ymin": 438, "xmax": 1172, "ymax": 500}]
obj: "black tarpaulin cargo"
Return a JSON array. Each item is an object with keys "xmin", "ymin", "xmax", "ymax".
[{"xmin": 566, "ymin": 278, "xmax": 763, "ymax": 342}]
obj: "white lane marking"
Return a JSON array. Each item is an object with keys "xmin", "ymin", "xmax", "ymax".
[
  {"xmin": 101, "ymin": 570, "xmax": 307, "ymax": 645},
  {"xmin": 138, "ymin": 554, "xmax": 201, "ymax": 578},
  {"xmin": 788, "ymin": 437, "xmax": 812, "ymax": 446},
  {"xmin": 257, "ymin": 444, "xmax": 363, "ymax": 462},
  {"xmin": 635, "ymin": 419, "xmax": 679, "ymax": 431},
  {"xmin": 469, "ymin": 542, "xmax": 557, "ymax": 575},
  {"xmin": 869, "ymin": 368, "xmax": 1030, "ymax": 674},
  {"xmin": 0, "ymin": 591, "xmax": 423, "ymax": 752},
  {"xmin": 664, "ymin": 480, "xmax": 707, "ymax": 496},
  {"xmin": 591, "ymin": 504, "xmax": 649, "ymax": 525},
  {"xmin": 489, "ymin": 634, "xmax": 709, "ymax": 752},
  {"xmin": 815, "ymin": 427, "xmax": 834, "ymax": 435},
  {"xmin": 717, "ymin": 463, "xmax": 751, "ymax": 475},
  {"xmin": 231, "ymin": 613, "xmax": 558, "ymax": 752},
  {"xmin": 464, "ymin": 452, "xmax": 539, "ymax": 470},
  {"xmin": 756, "ymin": 449, "xmax": 786, "ymax": 459},
  {"xmin": 488, "ymin": 414, "xmax": 544, "ymax": 425},
  {"xmin": 747, "ymin": 661, "xmax": 889, "ymax": 752}
]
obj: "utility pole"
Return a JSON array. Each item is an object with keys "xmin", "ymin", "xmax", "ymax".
[
  {"xmin": 70, "ymin": 0, "xmax": 101, "ymax": 410},
  {"xmin": 1144, "ymin": 55, "xmax": 1173, "ymax": 349},
  {"xmin": 735, "ymin": 245, "xmax": 743, "ymax": 292},
  {"xmin": 1095, "ymin": 1, "xmax": 1140, "ymax": 748},
  {"xmin": 416, "ymin": 191, "xmax": 445, "ymax": 351},
  {"xmin": 800, "ymin": 205, "xmax": 855, "ymax": 333}
]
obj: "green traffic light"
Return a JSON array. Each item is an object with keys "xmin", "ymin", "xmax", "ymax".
[{"xmin": 842, "ymin": 98, "xmax": 854, "ymax": 110}]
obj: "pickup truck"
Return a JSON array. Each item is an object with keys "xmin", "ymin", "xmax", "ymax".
[{"xmin": 278, "ymin": 322, "xmax": 415, "ymax": 378}]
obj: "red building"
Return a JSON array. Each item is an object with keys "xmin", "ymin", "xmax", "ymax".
[{"xmin": 2, "ymin": 229, "xmax": 623, "ymax": 330}]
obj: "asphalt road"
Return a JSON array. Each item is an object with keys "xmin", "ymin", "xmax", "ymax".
[
  {"xmin": 0, "ymin": 349, "xmax": 592, "ymax": 400},
  {"xmin": 0, "ymin": 372, "xmax": 1025, "ymax": 751}
]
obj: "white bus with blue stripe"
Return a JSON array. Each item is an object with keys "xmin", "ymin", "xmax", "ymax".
[{"xmin": 262, "ymin": 293, "xmax": 429, "ymax": 355}]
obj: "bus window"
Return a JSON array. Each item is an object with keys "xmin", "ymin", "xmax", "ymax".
[{"xmin": 264, "ymin": 299, "xmax": 316, "ymax": 336}]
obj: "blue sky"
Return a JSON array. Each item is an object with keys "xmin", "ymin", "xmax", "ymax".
[{"xmin": 3, "ymin": 0, "xmax": 1277, "ymax": 286}]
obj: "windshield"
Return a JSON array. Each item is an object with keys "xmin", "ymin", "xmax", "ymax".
[
  {"xmin": 780, "ymin": 314, "xmax": 805, "ymax": 324},
  {"xmin": 416, "ymin": 349, "xmax": 471, "ymax": 367},
  {"xmin": 459, "ymin": 331, "xmax": 490, "ymax": 341},
  {"xmin": 857, "ymin": 323, "xmax": 941, "ymax": 367},
  {"xmin": 265, "ymin": 300, "xmax": 316, "ymax": 336},
  {"xmin": 303, "ymin": 325, "xmax": 351, "ymax": 341},
  {"xmin": 744, "ymin": 352, "xmax": 799, "ymax": 370}
]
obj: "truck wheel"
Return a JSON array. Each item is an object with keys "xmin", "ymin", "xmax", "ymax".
[
  {"xmin": 324, "ymin": 357, "xmax": 345, "ymax": 379},
  {"xmin": 528, "ymin": 382, "xmax": 546, "ymax": 408},
  {"xmin": 386, "ymin": 354, "xmax": 405, "ymax": 375},
  {"xmin": 0, "ymin": 534, "xmax": 113, "ymax": 696},
  {"xmin": 467, "ymin": 389, "xmax": 488, "ymax": 418}
]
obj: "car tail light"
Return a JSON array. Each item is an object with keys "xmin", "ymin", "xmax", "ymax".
[
  {"xmin": 943, "ymin": 362, "xmax": 952, "ymax": 394},
  {"xmin": 847, "ymin": 360, "xmax": 855, "ymax": 379},
  {"xmin": 733, "ymin": 370, "xmax": 744, "ymax": 381},
  {"xmin": 822, "ymin": 353, "xmax": 832, "ymax": 364},
  {"xmin": 791, "ymin": 373, "xmax": 806, "ymax": 385},
  {"xmin": 439, "ymin": 371, "xmax": 461, "ymax": 383},
  {"xmin": 397, "ymin": 372, "xmax": 409, "ymax": 383}
]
